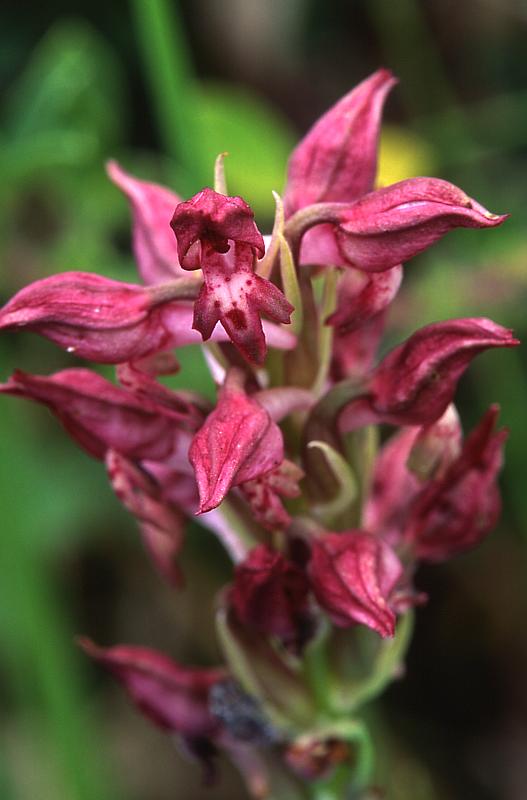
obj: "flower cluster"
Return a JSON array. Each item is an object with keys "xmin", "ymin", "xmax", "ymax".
[{"xmin": 0, "ymin": 70, "xmax": 517, "ymax": 795}]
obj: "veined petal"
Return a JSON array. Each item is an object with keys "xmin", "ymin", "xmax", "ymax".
[
  {"xmin": 0, "ymin": 368, "xmax": 179, "ymax": 461},
  {"xmin": 284, "ymin": 69, "xmax": 397, "ymax": 213},
  {"xmin": 189, "ymin": 370, "xmax": 284, "ymax": 513},
  {"xmin": 107, "ymin": 161, "xmax": 185, "ymax": 284},
  {"xmin": 0, "ymin": 271, "xmax": 197, "ymax": 364},
  {"xmin": 340, "ymin": 318, "xmax": 519, "ymax": 431},
  {"xmin": 405, "ymin": 406, "xmax": 507, "ymax": 561},
  {"xmin": 116, "ymin": 361, "xmax": 206, "ymax": 430},
  {"xmin": 106, "ymin": 449, "xmax": 184, "ymax": 585},
  {"xmin": 334, "ymin": 177, "xmax": 508, "ymax": 272},
  {"xmin": 79, "ymin": 638, "xmax": 225, "ymax": 738},
  {"xmin": 309, "ymin": 531, "xmax": 402, "ymax": 638}
]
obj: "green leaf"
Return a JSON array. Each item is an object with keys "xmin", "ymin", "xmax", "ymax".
[{"xmin": 4, "ymin": 19, "xmax": 125, "ymax": 147}]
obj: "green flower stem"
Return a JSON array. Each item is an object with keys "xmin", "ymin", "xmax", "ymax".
[
  {"xmin": 303, "ymin": 621, "xmax": 333, "ymax": 717},
  {"xmin": 345, "ymin": 425, "xmax": 379, "ymax": 525},
  {"xmin": 214, "ymin": 497, "xmax": 260, "ymax": 559},
  {"xmin": 310, "ymin": 780, "xmax": 342, "ymax": 800},
  {"xmin": 214, "ymin": 152, "xmax": 229, "ymax": 195},
  {"xmin": 309, "ymin": 720, "xmax": 375, "ymax": 799},
  {"xmin": 148, "ymin": 275, "xmax": 202, "ymax": 303},
  {"xmin": 348, "ymin": 722, "xmax": 375, "ymax": 788},
  {"xmin": 311, "ymin": 270, "xmax": 338, "ymax": 397},
  {"xmin": 330, "ymin": 612, "xmax": 414, "ymax": 714}
]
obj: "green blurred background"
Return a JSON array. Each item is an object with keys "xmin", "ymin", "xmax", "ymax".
[{"xmin": 1, "ymin": 1, "xmax": 526, "ymax": 798}]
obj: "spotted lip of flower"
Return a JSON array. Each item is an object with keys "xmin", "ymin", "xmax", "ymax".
[
  {"xmin": 309, "ymin": 531, "xmax": 403, "ymax": 638},
  {"xmin": 170, "ymin": 188, "xmax": 293, "ymax": 365}
]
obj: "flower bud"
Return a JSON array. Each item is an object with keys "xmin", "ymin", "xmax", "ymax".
[
  {"xmin": 334, "ymin": 178, "xmax": 508, "ymax": 272},
  {"xmin": 284, "ymin": 69, "xmax": 396, "ymax": 214},
  {"xmin": 340, "ymin": 318, "xmax": 518, "ymax": 432},
  {"xmin": 107, "ymin": 161, "xmax": 185, "ymax": 285},
  {"xmin": 309, "ymin": 531, "xmax": 402, "ymax": 638},
  {"xmin": 405, "ymin": 406, "xmax": 507, "ymax": 561},
  {"xmin": 0, "ymin": 271, "xmax": 198, "ymax": 364},
  {"xmin": 230, "ymin": 545, "xmax": 311, "ymax": 649},
  {"xmin": 0, "ymin": 368, "xmax": 179, "ymax": 461},
  {"xmin": 79, "ymin": 638, "xmax": 225, "ymax": 739},
  {"xmin": 189, "ymin": 370, "xmax": 284, "ymax": 513}
]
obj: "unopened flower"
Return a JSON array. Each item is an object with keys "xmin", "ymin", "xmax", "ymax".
[
  {"xmin": 284, "ymin": 69, "xmax": 396, "ymax": 210},
  {"xmin": 189, "ymin": 369, "xmax": 284, "ymax": 513},
  {"xmin": 0, "ymin": 368, "xmax": 180, "ymax": 461},
  {"xmin": 284, "ymin": 69, "xmax": 397, "ymax": 267},
  {"xmin": 332, "ymin": 177, "xmax": 508, "ymax": 273},
  {"xmin": 309, "ymin": 531, "xmax": 403, "ymax": 638},
  {"xmin": 107, "ymin": 160, "xmax": 185, "ymax": 284},
  {"xmin": 230, "ymin": 544, "xmax": 311, "ymax": 648},
  {"xmin": 404, "ymin": 406, "xmax": 507, "ymax": 561},
  {"xmin": 0, "ymin": 271, "xmax": 204, "ymax": 363},
  {"xmin": 79, "ymin": 638, "xmax": 225, "ymax": 753},
  {"xmin": 340, "ymin": 318, "xmax": 518, "ymax": 432},
  {"xmin": 106, "ymin": 449, "xmax": 185, "ymax": 585}
]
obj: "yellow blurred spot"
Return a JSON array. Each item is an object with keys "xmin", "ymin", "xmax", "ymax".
[{"xmin": 377, "ymin": 125, "xmax": 436, "ymax": 187}]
